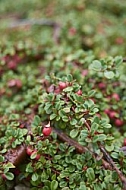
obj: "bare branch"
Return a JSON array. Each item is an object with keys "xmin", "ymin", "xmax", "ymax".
[
  {"xmin": 9, "ymin": 19, "xmax": 58, "ymax": 28},
  {"xmin": 100, "ymin": 145, "xmax": 126, "ymax": 189},
  {"xmin": 52, "ymin": 128, "xmax": 88, "ymax": 153}
]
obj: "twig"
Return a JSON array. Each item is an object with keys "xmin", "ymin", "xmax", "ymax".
[
  {"xmin": 53, "ymin": 24, "xmax": 61, "ymax": 44},
  {"xmin": 9, "ymin": 19, "xmax": 58, "ymax": 28},
  {"xmin": 8, "ymin": 18, "xmax": 61, "ymax": 44},
  {"xmin": 3, "ymin": 125, "xmax": 125, "ymax": 188},
  {"xmin": 100, "ymin": 145, "xmax": 126, "ymax": 189},
  {"xmin": 52, "ymin": 128, "xmax": 88, "ymax": 153},
  {"xmin": 52, "ymin": 128, "xmax": 112, "ymax": 169},
  {"xmin": 53, "ymin": 127, "xmax": 126, "ymax": 188},
  {"xmin": 84, "ymin": 120, "xmax": 91, "ymax": 131}
]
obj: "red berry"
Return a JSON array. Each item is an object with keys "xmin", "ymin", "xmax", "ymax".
[
  {"xmin": 76, "ymin": 89, "xmax": 82, "ymax": 95},
  {"xmin": 109, "ymin": 111, "xmax": 117, "ymax": 119},
  {"xmin": 8, "ymin": 79, "xmax": 16, "ymax": 87},
  {"xmin": 90, "ymin": 98, "xmax": 96, "ymax": 103},
  {"xmin": 7, "ymin": 79, "xmax": 22, "ymax": 88},
  {"xmin": 69, "ymin": 27, "xmax": 76, "ymax": 36},
  {"xmin": 111, "ymin": 93, "xmax": 120, "ymax": 101},
  {"xmin": 7, "ymin": 61, "xmax": 17, "ymax": 70},
  {"xmin": 98, "ymin": 82, "xmax": 106, "ymax": 89},
  {"xmin": 82, "ymin": 166, "xmax": 87, "ymax": 171},
  {"xmin": 35, "ymin": 153, "xmax": 41, "ymax": 161},
  {"xmin": 14, "ymin": 54, "xmax": 21, "ymax": 62},
  {"xmin": 115, "ymin": 37, "xmax": 124, "ymax": 44},
  {"xmin": 16, "ymin": 79, "xmax": 22, "ymax": 88},
  {"xmin": 123, "ymin": 138, "xmax": 126, "ymax": 146},
  {"xmin": 26, "ymin": 147, "xmax": 33, "ymax": 156},
  {"xmin": 115, "ymin": 119, "xmax": 124, "ymax": 127},
  {"xmin": 1, "ymin": 174, "xmax": 6, "ymax": 180},
  {"xmin": 96, "ymin": 113, "xmax": 101, "ymax": 118},
  {"xmin": 19, "ymin": 123, "xmax": 25, "ymax": 128},
  {"xmin": 32, "ymin": 150, "xmax": 41, "ymax": 160},
  {"xmin": 42, "ymin": 127, "xmax": 52, "ymax": 136},
  {"xmin": 104, "ymin": 109, "xmax": 110, "ymax": 115},
  {"xmin": 58, "ymin": 82, "xmax": 67, "ymax": 90},
  {"xmin": 54, "ymin": 87, "xmax": 61, "ymax": 94},
  {"xmin": 82, "ymin": 69, "xmax": 88, "ymax": 76}
]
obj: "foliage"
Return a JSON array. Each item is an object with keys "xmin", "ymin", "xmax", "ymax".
[{"xmin": 0, "ymin": 0, "xmax": 126, "ymax": 189}]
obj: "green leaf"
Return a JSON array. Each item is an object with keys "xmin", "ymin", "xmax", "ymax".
[
  {"xmin": 62, "ymin": 107, "xmax": 70, "ymax": 113},
  {"xmin": 59, "ymin": 180, "xmax": 67, "ymax": 188},
  {"xmin": 26, "ymin": 163, "xmax": 34, "ymax": 173},
  {"xmin": 89, "ymin": 60, "xmax": 102, "ymax": 71},
  {"xmin": 70, "ymin": 129, "xmax": 79, "ymax": 138},
  {"xmin": 90, "ymin": 107, "xmax": 99, "ymax": 114},
  {"xmin": 70, "ymin": 118, "xmax": 77, "ymax": 125},
  {"xmin": 84, "ymin": 99, "xmax": 94, "ymax": 108},
  {"xmin": 93, "ymin": 134, "xmax": 107, "ymax": 142},
  {"xmin": 4, "ymin": 162, "xmax": 15, "ymax": 169},
  {"xmin": 32, "ymin": 173, "xmax": 39, "ymax": 181},
  {"xmin": 90, "ymin": 122, "xmax": 99, "ymax": 134},
  {"xmin": 32, "ymin": 115, "xmax": 41, "ymax": 127},
  {"xmin": 51, "ymin": 174, "xmax": 56, "ymax": 180},
  {"xmin": 50, "ymin": 113, "xmax": 57, "ymax": 120},
  {"xmin": 62, "ymin": 116, "xmax": 69, "ymax": 122},
  {"xmin": 63, "ymin": 86, "xmax": 73, "ymax": 92},
  {"xmin": 105, "ymin": 144, "xmax": 114, "ymax": 152},
  {"xmin": 86, "ymin": 168, "xmax": 95, "ymax": 181},
  {"xmin": 22, "ymin": 128, "xmax": 28, "ymax": 135},
  {"xmin": 88, "ymin": 90, "xmax": 96, "ymax": 97},
  {"xmin": 51, "ymin": 180, "xmax": 58, "ymax": 190},
  {"xmin": 67, "ymin": 74, "xmax": 73, "ymax": 82},
  {"xmin": 104, "ymin": 124, "xmax": 112, "ymax": 129},
  {"xmin": 114, "ymin": 56, "xmax": 123, "ymax": 67},
  {"xmin": 0, "ymin": 149, "xmax": 7, "ymax": 154},
  {"xmin": 45, "ymin": 104, "xmax": 52, "ymax": 114},
  {"xmin": 31, "ymin": 151, "xmax": 37, "ymax": 159},
  {"xmin": 68, "ymin": 146, "xmax": 75, "ymax": 153},
  {"xmin": 79, "ymin": 184, "xmax": 87, "ymax": 190},
  {"xmin": 43, "ymin": 186, "xmax": 50, "ymax": 190},
  {"xmin": 55, "ymin": 101, "xmax": 65, "ymax": 110},
  {"xmin": 54, "ymin": 155, "xmax": 61, "ymax": 160},
  {"xmin": 111, "ymin": 152, "xmax": 119, "ymax": 159},
  {"xmin": 26, "ymin": 135, "xmax": 31, "ymax": 142},
  {"xmin": 0, "ymin": 155, "xmax": 4, "ymax": 162},
  {"xmin": 80, "ymin": 130, "xmax": 88, "ymax": 138},
  {"xmin": 4, "ymin": 172, "xmax": 14, "ymax": 180},
  {"xmin": 59, "ymin": 143, "xmax": 68, "ymax": 151},
  {"xmin": 94, "ymin": 183, "xmax": 102, "ymax": 190},
  {"xmin": 104, "ymin": 71, "xmax": 115, "ymax": 79}
]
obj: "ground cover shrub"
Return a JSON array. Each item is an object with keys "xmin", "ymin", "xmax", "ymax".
[{"xmin": 0, "ymin": 0, "xmax": 126, "ymax": 189}]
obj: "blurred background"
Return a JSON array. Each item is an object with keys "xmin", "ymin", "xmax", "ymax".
[{"xmin": 0, "ymin": 0, "xmax": 126, "ymax": 57}]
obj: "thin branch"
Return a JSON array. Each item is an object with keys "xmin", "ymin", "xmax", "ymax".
[
  {"xmin": 52, "ymin": 128, "xmax": 88, "ymax": 153},
  {"xmin": 53, "ymin": 127, "xmax": 126, "ymax": 188},
  {"xmin": 52, "ymin": 128, "xmax": 112, "ymax": 170},
  {"xmin": 53, "ymin": 24, "xmax": 61, "ymax": 44},
  {"xmin": 3, "ymin": 125, "xmax": 126, "ymax": 188},
  {"xmin": 9, "ymin": 19, "xmax": 58, "ymax": 28},
  {"xmin": 84, "ymin": 120, "xmax": 91, "ymax": 131},
  {"xmin": 100, "ymin": 145, "xmax": 126, "ymax": 189},
  {"xmin": 8, "ymin": 18, "xmax": 61, "ymax": 44}
]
